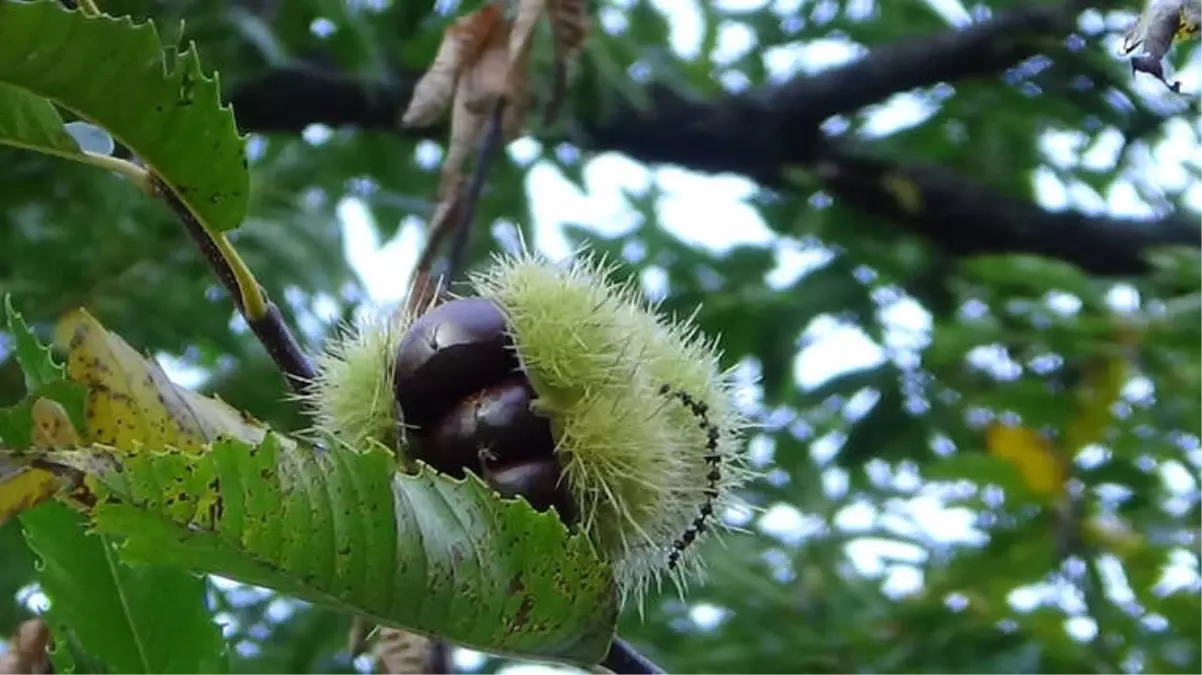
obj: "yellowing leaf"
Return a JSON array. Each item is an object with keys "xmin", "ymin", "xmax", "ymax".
[
  {"xmin": 1064, "ymin": 355, "xmax": 1127, "ymax": 453},
  {"xmin": 0, "ymin": 399, "xmax": 81, "ymax": 526},
  {"xmin": 0, "ymin": 463, "xmax": 60, "ymax": 527},
  {"xmin": 985, "ymin": 423, "xmax": 1066, "ymax": 498},
  {"xmin": 31, "ymin": 398, "xmax": 80, "ymax": 448},
  {"xmin": 53, "ymin": 309, "xmax": 266, "ymax": 451}
]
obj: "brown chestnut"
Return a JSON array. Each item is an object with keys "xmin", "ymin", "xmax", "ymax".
[
  {"xmin": 421, "ymin": 377, "xmax": 555, "ymax": 474},
  {"xmin": 485, "ymin": 458, "xmax": 574, "ymax": 520},
  {"xmin": 394, "ymin": 297, "xmax": 575, "ymax": 526},
  {"xmin": 393, "ymin": 298, "xmax": 519, "ymax": 432}
]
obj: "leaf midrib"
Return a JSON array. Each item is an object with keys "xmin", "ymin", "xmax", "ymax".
[{"xmin": 99, "ymin": 534, "xmax": 153, "ymax": 673}]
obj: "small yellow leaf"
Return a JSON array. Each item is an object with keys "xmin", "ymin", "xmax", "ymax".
[
  {"xmin": 0, "ymin": 463, "xmax": 60, "ymax": 527},
  {"xmin": 31, "ymin": 398, "xmax": 80, "ymax": 448},
  {"xmin": 1083, "ymin": 516, "xmax": 1145, "ymax": 559},
  {"xmin": 0, "ymin": 399, "xmax": 84, "ymax": 526},
  {"xmin": 882, "ymin": 173, "xmax": 923, "ymax": 215},
  {"xmin": 985, "ymin": 422, "xmax": 1066, "ymax": 498}
]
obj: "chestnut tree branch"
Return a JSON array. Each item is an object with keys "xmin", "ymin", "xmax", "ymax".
[
  {"xmin": 224, "ymin": 0, "xmax": 1199, "ymax": 277},
  {"xmin": 153, "ymin": 176, "xmax": 316, "ymax": 394}
]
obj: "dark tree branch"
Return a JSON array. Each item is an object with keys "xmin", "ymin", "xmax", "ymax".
[
  {"xmin": 581, "ymin": 0, "xmax": 1097, "ymax": 178},
  {"xmin": 229, "ymin": 65, "xmax": 416, "ymax": 134},
  {"xmin": 222, "ymin": 0, "xmax": 1198, "ymax": 278},
  {"xmin": 812, "ymin": 148, "xmax": 1201, "ymax": 275}
]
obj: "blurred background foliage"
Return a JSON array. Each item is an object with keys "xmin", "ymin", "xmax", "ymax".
[{"xmin": 1, "ymin": 0, "xmax": 1200, "ymax": 673}]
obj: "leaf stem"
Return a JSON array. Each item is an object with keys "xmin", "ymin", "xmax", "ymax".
[
  {"xmin": 209, "ymin": 231, "xmax": 269, "ymax": 320},
  {"xmin": 403, "ymin": 98, "xmax": 508, "ymax": 316},
  {"xmin": 150, "ymin": 174, "xmax": 315, "ymax": 394},
  {"xmin": 77, "ymin": 151, "xmax": 153, "ymax": 194},
  {"xmin": 442, "ymin": 98, "xmax": 507, "ymax": 281}
]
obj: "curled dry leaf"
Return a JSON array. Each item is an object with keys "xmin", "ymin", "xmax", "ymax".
[
  {"xmin": 399, "ymin": 0, "xmax": 589, "ymax": 251},
  {"xmin": 505, "ymin": 0, "xmax": 588, "ymax": 126},
  {"xmin": 401, "ymin": 2, "xmax": 532, "ymax": 256},
  {"xmin": 1120, "ymin": 0, "xmax": 1201, "ymax": 92},
  {"xmin": 442, "ymin": 19, "xmax": 521, "ymax": 187},
  {"xmin": 545, "ymin": 0, "xmax": 588, "ymax": 125},
  {"xmin": 0, "ymin": 619, "xmax": 52, "ymax": 675},
  {"xmin": 401, "ymin": 3, "xmax": 504, "ymax": 127}
]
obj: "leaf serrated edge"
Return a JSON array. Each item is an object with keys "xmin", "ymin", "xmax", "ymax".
[
  {"xmin": 2, "ymin": 294, "xmax": 64, "ymax": 394},
  {"xmin": 0, "ymin": 2, "xmax": 249, "ymax": 233}
]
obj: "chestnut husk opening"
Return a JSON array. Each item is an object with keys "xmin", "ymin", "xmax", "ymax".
[
  {"xmin": 394, "ymin": 298, "xmax": 573, "ymax": 521},
  {"xmin": 393, "ymin": 297, "xmax": 520, "ymax": 432}
]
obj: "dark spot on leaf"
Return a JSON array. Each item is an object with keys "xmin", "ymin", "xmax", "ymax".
[{"xmin": 511, "ymin": 594, "xmax": 534, "ymax": 633}]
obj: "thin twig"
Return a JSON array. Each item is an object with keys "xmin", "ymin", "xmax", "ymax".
[
  {"xmin": 404, "ymin": 98, "xmax": 508, "ymax": 316},
  {"xmin": 389, "ymin": 99, "xmax": 509, "ymax": 675},
  {"xmin": 441, "ymin": 98, "xmax": 508, "ymax": 282},
  {"xmin": 152, "ymin": 175, "xmax": 315, "ymax": 394}
]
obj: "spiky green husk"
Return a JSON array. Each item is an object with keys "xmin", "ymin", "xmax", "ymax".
[
  {"xmin": 306, "ymin": 252, "xmax": 752, "ymax": 603},
  {"xmin": 471, "ymin": 252, "xmax": 752, "ymax": 601},
  {"xmin": 300, "ymin": 308, "xmax": 411, "ymax": 452}
]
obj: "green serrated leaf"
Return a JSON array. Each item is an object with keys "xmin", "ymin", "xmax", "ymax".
[
  {"xmin": 0, "ymin": 82, "xmax": 82, "ymax": 159},
  {"xmin": 0, "ymin": 297, "xmax": 88, "ymax": 527},
  {"xmin": 0, "ymin": 0, "xmax": 249, "ymax": 233},
  {"xmin": 3, "ymin": 294, "xmax": 65, "ymax": 394},
  {"xmin": 20, "ymin": 501, "xmax": 227, "ymax": 674},
  {"xmin": 52, "ymin": 435, "xmax": 619, "ymax": 666}
]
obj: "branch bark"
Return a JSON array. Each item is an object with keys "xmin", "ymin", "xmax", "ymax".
[{"xmin": 224, "ymin": 0, "xmax": 1199, "ymax": 277}]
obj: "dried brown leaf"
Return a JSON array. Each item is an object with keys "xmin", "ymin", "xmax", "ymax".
[
  {"xmin": 373, "ymin": 628, "xmax": 435, "ymax": 674},
  {"xmin": 400, "ymin": 3, "xmax": 504, "ymax": 127},
  {"xmin": 1120, "ymin": 0, "xmax": 1200, "ymax": 92},
  {"xmin": 0, "ymin": 619, "xmax": 51, "ymax": 675},
  {"xmin": 439, "ymin": 22, "xmax": 528, "ymax": 203},
  {"xmin": 508, "ymin": 0, "xmax": 547, "ymax": 85},
  {"xmin": 462, "ymin": 22, "xmax": 514, "ymax": 115},
  {"xmin": 544, "ymin": 0, "xmax": 588, "ymax": 124}
]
